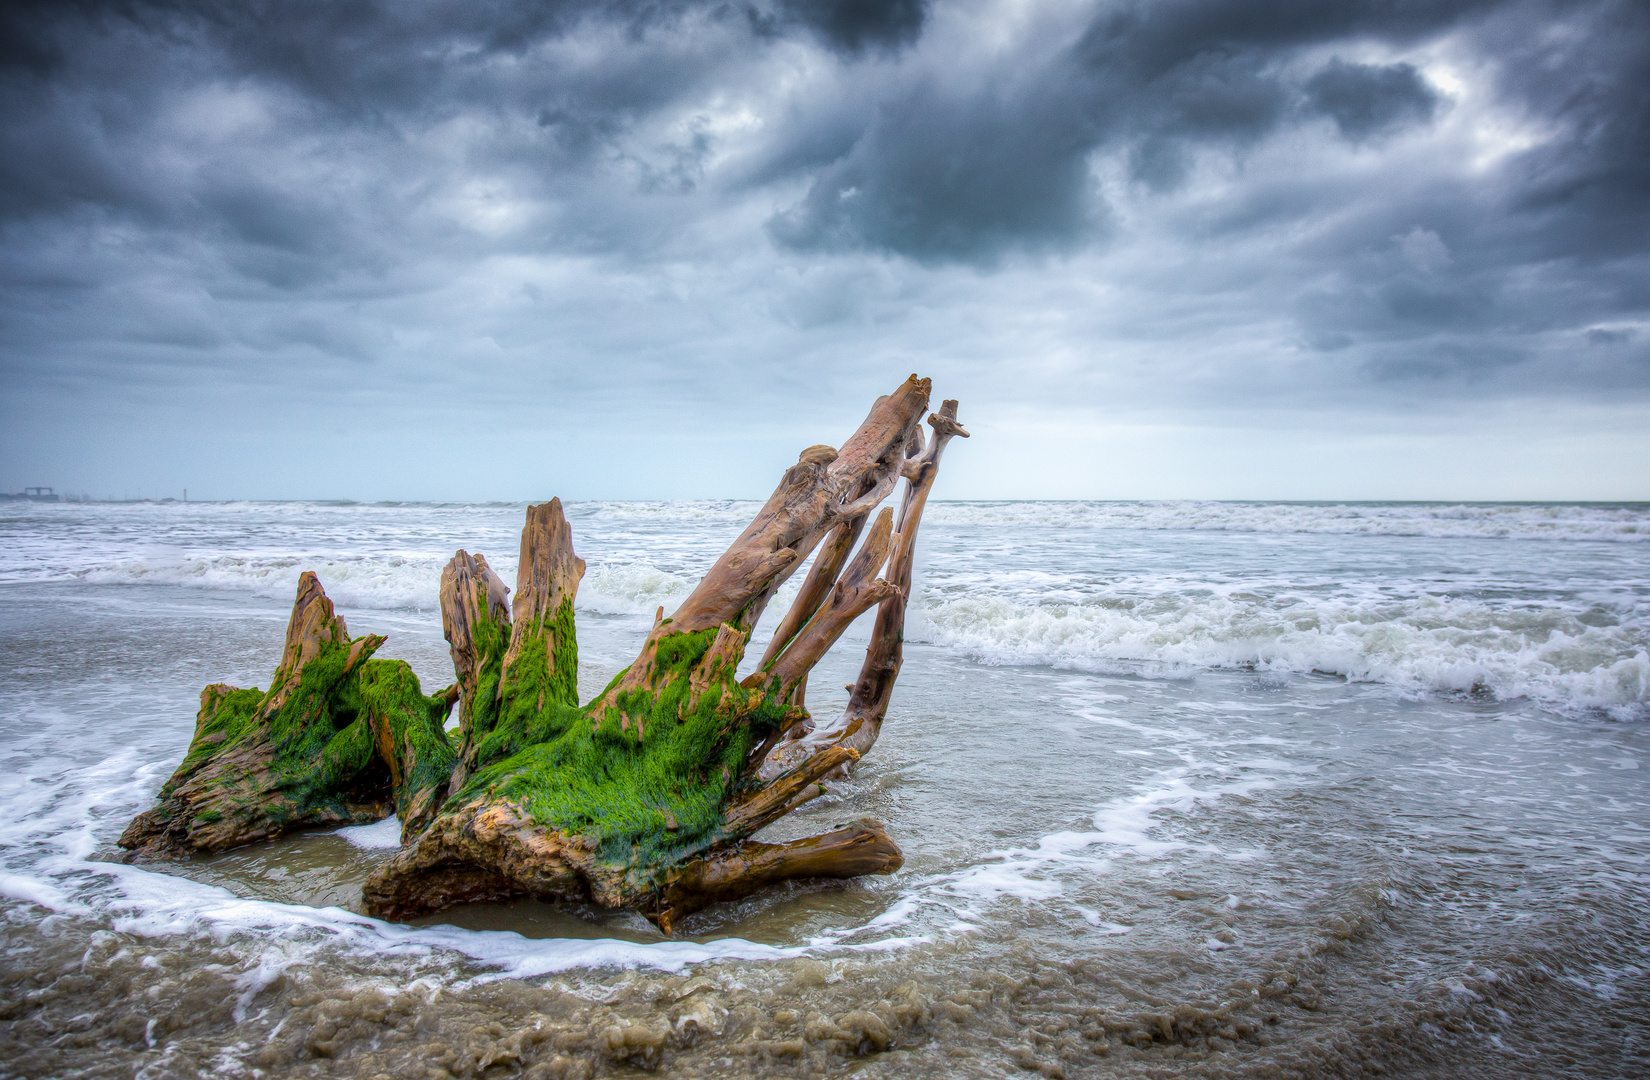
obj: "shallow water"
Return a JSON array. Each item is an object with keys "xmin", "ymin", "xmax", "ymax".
[{"xmin": 2, "ymin": 499, "xmax": 1648, "ymax": 1079}]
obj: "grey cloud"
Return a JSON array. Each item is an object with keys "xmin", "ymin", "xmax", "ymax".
[
  {"xmin": 1486, "ymin": 2, "xmax": 1650, "ymax": 263},
  {"xmin": 771, "ymin": 0, "xmax": 929, "ymax": 54},
  {"xmin": 200, "ymin": 177, "xmax": 340, "ymax": 256},
  {"xmin": 1361, "ymin": 339, "xmax": 1529, "ymax": 385},
  {"xmin": 1, "ymin": 0, "xmax": 1648, "ymax": 500},
  {"xmin": 1378, "ymin": 276, "xmax": 1490, "ymax": 329},
  {"xmin": 764, "ymin": 0, "xmax": 1510, "ymax": 263},
  {"xmin": 0, "ymin": 81, "xmax": 166, "ymax": 221},
  {"xmin": 766, "ymin": 75, "xmax": 1106, "ymax": 263},
  {"xmin": 1304, "ymin": 59, "xmax": 1439, "ymax": 140}
]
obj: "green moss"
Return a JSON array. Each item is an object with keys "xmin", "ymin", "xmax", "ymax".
[
  {"xmin": 462, "ymin": 622, "xmax": 791, "ymax": 888},
  {"xmin": 166, "ymin": 638, "xmax": 458, "ymax": 832},
  {"xmin": 353, "ymin": 658, "xmax": 458, "ymax": 820},
  {"xmin": 652, "ymin": 625, "xmax": 715, "ymax": 672},
  {"xmin": 315, "ymin": 712, "xmax": 378, "ymax": 791},
  {"xmin": 465, "ymin": 597, "xmax": 582, "ymax": 778},
  {"xmin": 460, "ymin": 603, "xmax": 511, "ymax": 740},
  {"xmin": 164, "ymin": 686, "xmax": 264, "ymax": 797},
  {"xmin": 263, "ymin": 641, "xmax": 372, "ymax": 770},
  {"xmin": 158, "ymin": 572, "xmax": 798, "ymax": 881}
]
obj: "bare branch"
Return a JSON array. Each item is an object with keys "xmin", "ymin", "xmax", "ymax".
[
  {"xmin": 648, "ymin": 818, "xmax": 902, "ymax": 935},
  {"xmin": 761, "ymin": 400, "xmax": 968, "ymax": 781},
  {"xmin": 722, "ymin": 745, "xmax": 858, "ymax": 836},
  {"xmin": 757, "ymin": 516, "xmax": 865, "ymax": 671}
]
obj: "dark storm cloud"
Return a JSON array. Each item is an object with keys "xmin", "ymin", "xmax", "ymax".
[
  {"xmin": 766, "ymin": 74, "xmax": 1110, "ymax": 262},
  {"xmin": 1485, "ymin": 1, "xmax": 1650, "ymax": 264},
  {"xmin": 5, "ymin": 0, "xmax": 1642, "ymax": 264},
  {"xmin": 1304, "ymin": 59, "xmax": 1439, "ymax": 140},
  {"xmin": 0, "ymin": 0, "xmax": 1648, "ymax": 498},
  {"xmin": 771, "ymin": 0, "xmax": 930, "ymax": 53},
  {"xmin": 763, "ymin": 0, "xmax": 1500, "ymax": 261}
]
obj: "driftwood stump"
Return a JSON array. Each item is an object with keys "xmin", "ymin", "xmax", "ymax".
[
  {"xmin": 121, "ymin": 375, "xmax": 966, "ymax": 931},
  {"xmin": 119, "ymin": 572, "xmax": 459, "ymax": 855}
]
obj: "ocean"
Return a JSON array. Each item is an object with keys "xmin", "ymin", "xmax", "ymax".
[{"xmin": 1, "ymin": 498, "xmax": 1647, "ymax": 1078}]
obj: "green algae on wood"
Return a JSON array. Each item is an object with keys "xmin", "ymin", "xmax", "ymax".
[
  {"xmin": 364, "ymin": 377, "xmax": 964, "ymax": 930},
  {"xmin": 123, "ymin": 377, "xmax": 967, "ymax": 933},
  {"xmin": 437, "ymin": 548, "xmax": 514, "ymax": 794},
  {"xmin": 118, "ymin": 572, "xmax": 458, "ymax": 856},
  {"xmin": 454, "ymin": 500, "xmax": 586, "ymax": 788}
]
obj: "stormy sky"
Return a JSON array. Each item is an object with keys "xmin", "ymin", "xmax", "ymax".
[{"xmin": 2, "ymin": 0, "xmax": 1646, "ymax": 500}]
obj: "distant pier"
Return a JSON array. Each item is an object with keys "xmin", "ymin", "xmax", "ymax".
[{"xmin": 1, "ymin": 487, "xmax": 60, "ymax": 502}]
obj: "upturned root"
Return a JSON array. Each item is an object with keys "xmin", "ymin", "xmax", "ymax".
[{"xmin": 129, "ymin": 377, "xmax": 964, "ymax": 931}]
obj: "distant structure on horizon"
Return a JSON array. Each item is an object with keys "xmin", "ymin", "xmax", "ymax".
[{"xmin": 0, "ymin": 487, "xmax": 60, "ymax": 502}]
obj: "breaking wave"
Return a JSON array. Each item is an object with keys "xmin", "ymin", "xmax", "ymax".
[
  {"xmin": 4, "ymin": 499, "xmax": 1646, "ymax": 714},
  {"xmin": 66, "ymin": 554, "xmax": 452, "ymax": 610},
  {"xmin": 52, "ymin": 555, "xmax": 704, "ymax": 619},
  {"xmin": 921, "ymin": 500, "xmax": 1650, "ymax": 541},
  {"xmin": 914, "ymin": 588, "xmax": 1650, "ymax": 717}
]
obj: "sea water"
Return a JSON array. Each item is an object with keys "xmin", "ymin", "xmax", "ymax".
[{"xmin": 1, "ymin": 499, "xmax": 1647, "ymax": 1078}]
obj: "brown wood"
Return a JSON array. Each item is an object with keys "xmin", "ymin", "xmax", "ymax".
[
  {"xmin": 119, "ymin": 573, "xmax": 457, "ymax": 857},
  {"xmin": 501, "ymin": 497, "xmax": 585, "ymax": 677},
  {"xmin": 440, "ymin": 551, "xmax": 510, "ymax": 732},
  {"xmin": 364, "ymin": 380, "xmax": 963, "ymax": 928},
  {"xmin": 583, "ymin": 376, "xmax": 933, "ymax": 726},
  {"xmin": 756, "ymin": 516, "xmax": 865, "ymax": 672},
  {"xmin": 445, "ymin": 499, "xmax": 585, "ymax": 793},
  {"xmin": 721, "ymin": 745, "xmax": 859, "ymax": 836},
  {"xmin": 762, "ymin": 506, "xmax": 899, "ymax": 695},
  {"xmin": 648, "ymin": 819, "xmax": 904, "ymax": 935},
  {"xmin": 128, "ymin": 377, "xmax": 965, "ymax": 931},
  {"xmin": 760, "ymin": 399, "xmax": 969, "ymax": 783},
  {"xmin": 263, "ymin": 570, "xmax": 359, "ymax": 717}
]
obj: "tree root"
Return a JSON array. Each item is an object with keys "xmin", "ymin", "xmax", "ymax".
[{"xmin": 123, "ymin": 376, "xmax": 966, "ymax": 931}]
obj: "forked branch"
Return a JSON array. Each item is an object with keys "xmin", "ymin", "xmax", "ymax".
[
  {"xmin": 759, "ymin": 399, "xmax": 968, "ymax": 783},
  {"xmin": 124, "ymin": 376, "xmax": 964, "ymax": 934}
]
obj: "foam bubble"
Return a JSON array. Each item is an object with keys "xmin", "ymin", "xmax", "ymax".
[
  {"xmin": 69, "ymin": 554, "xmax": 450, "ymax": 610},
  {"xmin": 902, "ymin": 764, "xmax": 1288, "ymax": 929},
  {"xmin": 0, "ymin": 734, "xmax": 901, "ymax": 984},
  {"xmin": 78, "ymin": 859, "xmax": 808, "ymax": 979},
  {"xmin": 336, "ymin": 817, "xmax": 403, "ymax": 849},
  {"xmin": 6, "ymin": 498, "xmax": 1647, "ymax": 716}
]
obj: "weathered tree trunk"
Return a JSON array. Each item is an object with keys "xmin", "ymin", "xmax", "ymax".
[
  {"xmin": 363, "ymin": 376, "xmax": 965, "ymax": 930},
  {"xmin": 446, "ymin": 499, "xmax": 586, "ymax": 794},
  {"xmin": 123, "ymin": 375, "xmax": 965, "ymax": 932},
  {"xmin": 758, "ymin": 397, "xmax": 969, "ymax": 781},
  {"xmin": 119, "ymin": 572, "xmax": 459, "ymax": 856}
]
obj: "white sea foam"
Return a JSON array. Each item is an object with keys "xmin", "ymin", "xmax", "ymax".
[
  {"xmin": 0, "ymin": 748, "xmax": 879, "ymax": 983},
  {"xmin": 68, "ymin": 554, "xmax": 453, "ymax": 610},
  {"xmin": 915, "ymin": 589, "xmax": 1650, "ymax": 716},
  {"xmin": 22, "ymin": 552, "xmax": 735, "ymax": 626},
  {"xmin": 906, "ymin": 761, "xmax": 1291, "ymax": 928},
  {"xmin": 335, "ymin": 817, "xmax": 403, "ymax": 849},
  {"xmin": 922, "ymin": 500, "xmax": 1650, "ymax": 541},
  {"xmin": 88, "ymin": 860, "xmax": 809, "ymax": 980},
  {"xmin": 6, "ymin": 497, "xmax": 1650, "ymax": 996},
  {"xmin": 4, "ymin": 499, "xmax": 1647, "ymax": 715},
  {"xmin": 568, "ymin": 500, "xmax": 761, "ymax": 526},
  {"xmin": 578, "ymin": 562, "xmax": 698, "ymax": 615},
  {"xmin": 36, "ymin": 553, "xmax": 695, "ymax": 620},
  {"xmin": 0, "ymin": 830, "xmax": 884, "ymax": 983}
]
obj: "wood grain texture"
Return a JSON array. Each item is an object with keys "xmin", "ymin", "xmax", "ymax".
[
  {"xmin": 761, "ymin": 398, "xmax": 969, "ymax": 783},
  {"xmin": 125, "ymin": 378, "xmax": 964, "ymax": 932},
  {"xmin": 119, "ymin": 573, "xmax": 457, "ymax": 857}
]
